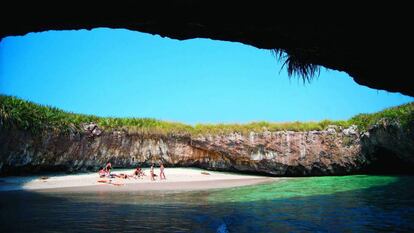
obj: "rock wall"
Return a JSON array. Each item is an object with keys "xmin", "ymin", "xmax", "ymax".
[
  {"xmin": 360, "ymin": 120, "xmax": 414, "ymax": 173},
  {"xmin": 0, "ymin": 125, "xmax": 365, "ymax": 176},
  {"xmin": 1, "ymin": 121, "xmax": 412, "ymax": 176}
]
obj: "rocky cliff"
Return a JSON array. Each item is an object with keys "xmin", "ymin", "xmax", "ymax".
[
  {"xmin": 2, "ymin": 121, "xmax": 412, "ymax": 176},
  {"xmin": 360, "ymin": 119, "xmax": 414, "ymax": 173}
]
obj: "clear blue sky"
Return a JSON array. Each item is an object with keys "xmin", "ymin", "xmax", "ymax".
[{"xmin": 0, "ymin": 28, "xmax": 413, "ymax": 124}]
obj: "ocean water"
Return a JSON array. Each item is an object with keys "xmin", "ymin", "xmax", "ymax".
[{"xmin": 1, "ymin": 175, "xmax": 414, "ymax": 232}]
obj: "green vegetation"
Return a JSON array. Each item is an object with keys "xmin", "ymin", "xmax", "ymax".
[
  {"xmin": 349, "ymin": 102, "xmax": 414, "ymax": 130},
  {"xmin": 0, "ymin": 95, "xmax": 192, "ymax": 135},
  {"xmin": 192, "ymin": 120, "xmax": 350, "ymax": 135},
  {"xmin": 1, "ymin": 95, "xmax": 412, "ymax": 135}
]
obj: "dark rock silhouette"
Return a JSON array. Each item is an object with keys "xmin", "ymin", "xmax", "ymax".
[{"xmin": 1, "ymin": 2, "xmax": 413, "ymax": 96}]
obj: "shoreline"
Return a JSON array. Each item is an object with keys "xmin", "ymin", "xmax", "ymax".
[
  {"xmin": 0, "ymin": 167, "xmax": 278, "ymax": 192},
  {"xmin": 34, "ymin": 178, "xmax": 274, "ymax": 193}
]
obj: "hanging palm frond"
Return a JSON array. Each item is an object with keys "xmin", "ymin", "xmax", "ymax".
[{"xmin": 271, "ymin": 48, "xmax": 320, "ymax": 83}]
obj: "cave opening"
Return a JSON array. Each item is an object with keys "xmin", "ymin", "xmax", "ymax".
[
  {"xmin": 365, "ymin": 147, "xmax": 414, "ymax": 175},
  {"xmin": 1, "ymin": 28, "xmax": 413, "ymax": 177}
]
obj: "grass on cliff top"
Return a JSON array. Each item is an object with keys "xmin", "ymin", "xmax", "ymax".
[
  {"xmin": 348, "ymin": 102, "xmax": 414, "ymax": 130},
  {"xmin": 1, "ymin": 95, "xmax": 413, "ymax": 135}
]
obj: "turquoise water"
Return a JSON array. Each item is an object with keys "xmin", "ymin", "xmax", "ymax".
[
  {"xmin": 207, "ymin": 175, "xmax": 399, "ymax": 202},
  {"xmin": 1, "ymin": 175, "xmax": 414, "ymax": 232}
]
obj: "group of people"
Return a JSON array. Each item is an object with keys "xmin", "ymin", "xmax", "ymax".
[
  {"xmin": 150, "ymin": 162, "xmax": 166, "ymax": 181},
  {"xmin": 98, "ymin": 162, "xmax": 113, "ymax": 178},
  {"xmin": 98, "ymin": 161, "xmax": 166, "ymax": 181}
]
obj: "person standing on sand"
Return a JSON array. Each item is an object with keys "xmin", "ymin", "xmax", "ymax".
[
  {"xmin": 150, "ymin": 163, "xmax": 156, "ymax": 181},
  {"xmin": 159, "ymin": 162, "xmax": 166, "ymax": 180}
]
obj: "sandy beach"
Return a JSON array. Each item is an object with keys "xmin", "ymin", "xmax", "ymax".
[{"xmin": 0, "ymin": 168, "xmax": 275, "ymax": 192}]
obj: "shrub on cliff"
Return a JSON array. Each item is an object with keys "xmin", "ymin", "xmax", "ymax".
[
  {"xmin": 349, "ymin": 102, "xmax": 414, "ymax": 130},
  {"xmin": 1, "ymin": 95, "xmax": 412, "ymax": 135}
]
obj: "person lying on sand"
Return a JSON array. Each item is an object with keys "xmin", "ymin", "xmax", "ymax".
[
  {"xmin": 97, "ymin": 179, "xmax": 124, "ymax": 186},
  {"xmin": 108, "ymin": 173, "xmax": 131, "ymax": 179},
  {"xmin": 116, "ymin": 173, "xmax": 130, "ymax": 179}
]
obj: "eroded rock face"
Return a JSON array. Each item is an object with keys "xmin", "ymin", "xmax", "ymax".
[
  {"xmin": 361, "ymin": 120, "xmax": 414, "ymax": 168},
  {"xmin": 191, "ymin": 128, "xmax": 365, "ymax": 175},
  {"xmin": 1, "ymin": 121, "xmax": 412, "ymax": 176},
  {"xmin": 0, "ymin": 124, "xmax": 368, "ymax": 176},
  {"xmin": 82, "ymin": 122, "xmax": 102, "ymax": 138}
]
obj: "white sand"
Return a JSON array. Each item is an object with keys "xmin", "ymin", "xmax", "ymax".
[{"xmin": 0, "ymin": 168, "xmax": 275, "ymax": 192}]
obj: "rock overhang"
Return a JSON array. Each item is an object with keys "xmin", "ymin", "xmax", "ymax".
[{"xmin": 1, "ymin": 1, "xmax": 413, "ymax": 96}]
